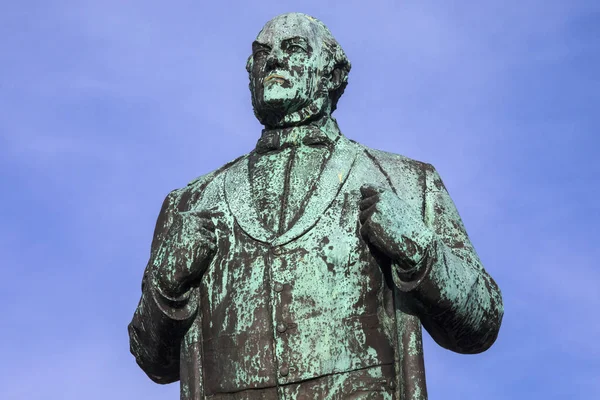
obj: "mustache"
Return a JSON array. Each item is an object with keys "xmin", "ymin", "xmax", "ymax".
[{"xmin": 264, "ymin": 73, "xmax": 290, "ymax": 84}]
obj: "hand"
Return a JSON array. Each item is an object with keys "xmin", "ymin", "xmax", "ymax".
[
  {"xmin": 153, "ymin": 210, "xmax": 218, "ymax": 298},
  {"xmin": 359, "ymin": 185, "xmax": 433, "ymax": 269}
]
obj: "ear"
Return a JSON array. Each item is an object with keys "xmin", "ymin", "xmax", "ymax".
[
  {"xmin": 329, "ymin": 67, "xmax": 344, "ymax": 91},
  {"xmin": 324, "ymin": 44, "xmax": 350, "ymax": 92},
  {"xmin": 246, "ymin": 55, "xmax": 253, "ymax": 73}
]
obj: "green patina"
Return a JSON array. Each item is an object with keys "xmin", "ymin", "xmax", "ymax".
[{"xmin": 128, "ymin": 12, "xmax": 503, "ymax": 400}]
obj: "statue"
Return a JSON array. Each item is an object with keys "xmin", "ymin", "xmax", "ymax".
[{"xmin": 129, "ymin": 12, "xmax": 504, "ymax": 400}]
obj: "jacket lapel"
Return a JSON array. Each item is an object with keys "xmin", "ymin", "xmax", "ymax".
[
  {"xmin": 223, "ymin": 156, "xmax": 277, "ymax": 244},
  {"xmin": 224, "ymin": 136, "xmax": 359, "ymax": 246},
  {"xmin": 273, "ymin": 136, "xmax": 359, "ymax": 246}
]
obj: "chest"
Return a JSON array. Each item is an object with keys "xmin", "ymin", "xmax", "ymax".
[
  {"xmin": 184, "ymin": 150, "xmax": 426, "ymax": 391},
  {"xmin": 249, "ymin": 146, "xmax": 330, "ymax": 234}
]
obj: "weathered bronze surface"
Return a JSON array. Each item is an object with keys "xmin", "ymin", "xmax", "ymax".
[{"xmin": 129, "ymin": 12, "xmax": 504, "ymax": 400}]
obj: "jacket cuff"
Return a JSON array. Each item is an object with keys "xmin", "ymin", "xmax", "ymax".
[
  {"xmin": 392, "ymin": 239, "xmax": 436, "ymax": 292},
  {"xmin": 150, "ymin": 275, "xmax": 199, "ymax": 322}
]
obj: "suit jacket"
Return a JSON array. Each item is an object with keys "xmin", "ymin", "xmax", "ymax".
[{"xmin": 129, "ymin": 135, "xmax": 504, "ymax": 400}]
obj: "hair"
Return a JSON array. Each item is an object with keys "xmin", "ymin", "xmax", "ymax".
[
  {"xmin": 317, "ymin": 17, "xmax": 352, "ymax": 112},
  {"xmin": 246, "ymin": 13, "xmax": 352, "ymax": 113}
]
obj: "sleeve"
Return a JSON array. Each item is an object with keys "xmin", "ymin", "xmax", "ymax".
[
  {"xmin": 393, "ymin": 164, "xmax": 504, "ymax": 354},
  {"xmin": 128, "ymin": 189, "xmax": 199, "ymax": 384}
]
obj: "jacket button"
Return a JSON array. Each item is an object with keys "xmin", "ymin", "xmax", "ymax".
[
  {"xmin": 273, "ymin": 282, "xmax": 284, "ymax": 292},
  {"xmin": 271, "ymin": 247, "xmax": 283, "ymax": 256},
  {"xmin": 279, "ymin": 364, "xmax": 289, "ymax": 376},
  {"xmin": 276, "ymin": 323, "xmax": 287, "ymax": 333}
]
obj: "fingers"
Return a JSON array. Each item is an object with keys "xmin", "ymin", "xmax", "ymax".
[
  {"xmin": 198, "ymin": 218, "xmax": 216, "ymax": 232},
  {"xmin": 185, "ymin": 207, "xmax": 224, "ymax": 220},
  {"xmin": 360, "ymin": 185, "xmax": 378, "ymax": 198},
  {"xmin": 359, "ymin": 186, "xmax": 382, "ymax": 244},
  {"xmin": 359, "ymin": 195, "xmax": 378, "ymax": 210},
  {"xmin": 360, "ymin": 184, "xmax": 384, "ymax": 199},
  {"xmin": 187, "ymin": 210, "xmax": 215, "ymax": 221},
  {"xmin": 198, "ymin": 225, "xmax": 217, "ymax": 244},
  {"xmin": 359, "ymin": 185, "xmax": 382, "ymax": 225},
  {"xmin": 359, "ymin": 221, "xmax": 370, "ymax": 240},
  {"xmin": 359, "ymin": 205, "xmax": 377, "ymax": 224},
  {"xmin": 180, "ymin": 211, "xmax": 217, "ymax": 231}
]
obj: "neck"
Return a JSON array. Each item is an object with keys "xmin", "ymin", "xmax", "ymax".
[{"xmin": 262, "ymin": 114, "xmax": 341, "ymax": 142}]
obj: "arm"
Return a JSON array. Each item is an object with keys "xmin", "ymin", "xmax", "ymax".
[
  {"xmin": 393, "ymin": 165, "xmax": 504, "ymax": 354},
  {"xmin": 128, "ymin": 190, "xmax": 199, "ymax": 384}
]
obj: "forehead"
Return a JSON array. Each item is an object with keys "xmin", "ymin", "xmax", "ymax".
[{"xmin": 256, "ymin": 14, "xmax": 323, "ymax": 48}]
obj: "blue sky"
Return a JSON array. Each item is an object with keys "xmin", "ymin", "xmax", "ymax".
[{"xmin": 1, "ymin": 1, "xmax": 598, "ymax": 399}]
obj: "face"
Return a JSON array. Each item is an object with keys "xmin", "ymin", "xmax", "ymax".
[{"xmin": 249, "ymin": 14, "xmax": 328, "ymax": 124}]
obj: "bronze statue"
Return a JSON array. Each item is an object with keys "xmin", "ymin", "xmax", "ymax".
[{"xmin": 129, "ymin": 12, "xmax": 504, "ymax": 400}]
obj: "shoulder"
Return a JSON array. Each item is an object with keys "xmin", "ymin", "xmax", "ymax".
[
  {"xmin": 166, "ymin": 154, "xmax": 248, "ymax": 210},
  {"xmin": 185, "ymin": 154, "xmax": 246, "ymax": 190},
  {"xmin": 349, "ymin": 140, "xmax": 452, "ymax": 199},
  {"xmin": 352, "ymin": 140, "xmax": 436, "ymax": 178}
]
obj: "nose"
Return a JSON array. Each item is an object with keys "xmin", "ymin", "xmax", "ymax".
[{"xmin": 266, "ymin": 49, "xmax": 284, "ymax": 69}]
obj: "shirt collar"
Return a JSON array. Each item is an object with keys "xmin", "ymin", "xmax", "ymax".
[{"xmin": 254, "ymin": 120, "xmax": 341, "ymax": 154}]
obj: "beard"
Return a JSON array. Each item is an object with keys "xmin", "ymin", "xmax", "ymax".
[{"xmin": 250, "ymin": 75, "xmax": 330, "ymax": 129}]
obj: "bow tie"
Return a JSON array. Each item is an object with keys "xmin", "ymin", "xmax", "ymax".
[{"xmin": 255, "ymin": 126, "xmax": 335, "ymax": 154}]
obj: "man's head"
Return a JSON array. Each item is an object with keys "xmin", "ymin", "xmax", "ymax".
[{"xmin": 246, "ymin": 13, "xmax": 351, "ymax": 128}]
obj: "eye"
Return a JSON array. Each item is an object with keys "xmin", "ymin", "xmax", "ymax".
[
  {"xmin": 287, "ymin": 44, "xmax": 306, "ymax": 54},
  {"xmin": 253, "ymin": 49, "xmax": 270, "ymax": 58}
]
